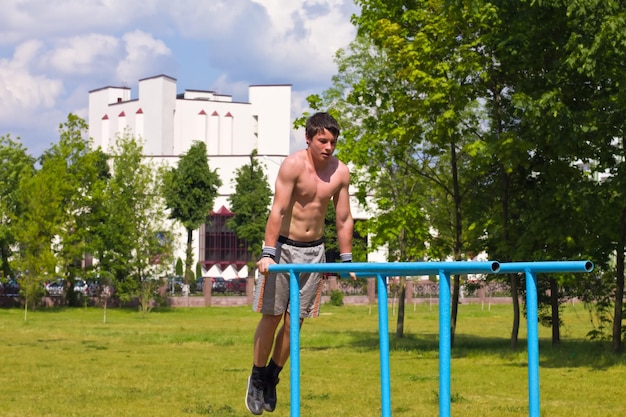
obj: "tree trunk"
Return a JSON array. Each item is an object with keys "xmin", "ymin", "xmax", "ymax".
[
  {"xmin": 185, "ymin": 228, "xmax": 194, "ymax": 285},
  {"xmin": 612, "ymin": 204, "xmax": 626, "ymax": 353},
  {"xmin": 510, "ymin": 273, "xmax": 520, "ymax": 349},
  {"xmin": 450, "ymin": 274, "xmax": 461, "ymax": 347},
  {"xmin": 396, "ymin": 277, "xmax": 406, "ymax": 338},
  {"xmin": 550, "ymin": 277, "xmax": 560, "ymax": 346}
]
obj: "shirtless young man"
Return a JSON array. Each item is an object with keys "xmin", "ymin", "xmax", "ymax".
[{"xmin": 245, "ymin": 112, "xmax": 354, "ymax": 415}]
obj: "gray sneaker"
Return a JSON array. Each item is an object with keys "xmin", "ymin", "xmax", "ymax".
[
  {"xmin": 246, "ymin": 376, "xmax": 265, "ymax": 415},
  {"xmin": 263, "ymin": 376, "xmax": 279, "ymax": 412}
]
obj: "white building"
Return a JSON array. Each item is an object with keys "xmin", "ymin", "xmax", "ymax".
[{"xmin": 88, "ymin": 74, "xmax": 382, "ymax": 279}]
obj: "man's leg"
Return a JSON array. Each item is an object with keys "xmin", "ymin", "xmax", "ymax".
[
  {"xmin": 247, "ymin": 314, "xmax": 282, "ymax": 415},
  {"xmin": 263, "ymin": 312, "xmax": 304, "ymax": 412},
  {"xmin": 271, "ymin": 312, "xmax": 304, "ymax": 366},
  {"xmin": 253, "ymin": 314, "xmax": 283, "ymax": 365}
]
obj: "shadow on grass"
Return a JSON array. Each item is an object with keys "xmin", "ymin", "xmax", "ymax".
[{"xmin": 315, "ymin": 330, "xmax": 626, "ymax": 370}]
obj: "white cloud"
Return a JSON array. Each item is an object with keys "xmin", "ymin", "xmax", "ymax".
[
  {"xmin": 0, "ymin": 40, "xmax": 63, "ymax": 125},
  {"xmin": 167, "ymin": 0, "xmax": 266, "ymax": 37},
  {"xmin": 44, "ymin": 34, "xmax": 120, "ymax": 76},
  {"xmin": 0, "ymin": 0, "xmax": 158, "ymax": 44},
  {"xmin": 165, "ymin": 0, "xmax": 357, "ymax": 87},
  {"xmin": 0, "ymin": 0, "xmax": 359, "ymax": 155},
  {"xmin": 115, "ymin": 30, "xmax": 176, "ymax": 84},
  {"xmin": 290, "ymin": 89, "xmax": 313, "ymax": 151}
]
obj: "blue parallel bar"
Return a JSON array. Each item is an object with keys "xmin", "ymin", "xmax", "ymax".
[
  {"xmin": 272, "ymin": 261, "xmax": 500, "ymax": 417},
  {"xmin": 439, "ymin": 270, "xmax": 451, "ymax": 417},
  {"xmin": 377, "ymin": 273, "xmax": 392, "ymax": 417},
  {"xmin": 271, "ymin": 260, "xmax": 593, "ymax": 417},
  {"xmin": 289, "ymin": 269, "xmax": 300, "ymax": 417},
  {"xmin": 525, "ymin": 269, "xmax": 540, "ymax": 417},
  {"xmin": 495, "ymin": 260, "xmax": 593, "ymax": 417}
]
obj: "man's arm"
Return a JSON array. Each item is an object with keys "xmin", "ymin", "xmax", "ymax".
[
  {"xmin": 334, "ymin": 166, "xmax": 354, "ymax": 256},
  {"xmin": 257, "ymin": 158, "xmax": 298, "ymax": 275},
  {"xmin": 264, "ymin": 158, "xmax": 298, "ymax": 246}
]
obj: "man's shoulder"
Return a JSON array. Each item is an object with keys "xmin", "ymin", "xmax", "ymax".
[
  {"xmin": 277, "ymin": 151, "xmax": 307, "ymax": 179},
  {"xmin": 334, "ymin": 157, "xmax": 350, "ymax": 176},
  {"xmin": 282, "ymin": 150, "xmax": 307, "ymax": 167}
]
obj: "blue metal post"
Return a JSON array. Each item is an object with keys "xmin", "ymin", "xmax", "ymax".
[
  {"xmin": 525, "ymin": 268, "xmax": 540, "ymax": 417},
  {"xmin": 377, "ymin": 273, "xmax": 392, "ymax": 417},
  {"xmin": 289, "ymin": 269, "xmax": 301, "ymax": 417},
  {"xmin": 439, "ymin": 270, "xmax": 451, "ymax": 417}
]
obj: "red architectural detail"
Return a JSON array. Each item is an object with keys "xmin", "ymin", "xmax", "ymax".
[
  {"xmin": 225, "ymin": 112, "xmax": 233, "ymax": 118},
  {"xmin": 199, "ymin": 109, "xmax": 207, "ymax": 115},
  {"xmin": 212, "ymin": 111, "xmax": 219, "ymax": 116},
  {"xmin": 136, "ymin": 108, "xmax": 143, "ymax": 114},
  {"xmin": 119, "ymin": 111, "xmax": 126, "ymax": 117},
  {"xmin": 102, "ymin": 114, "xmax": 109, "ymax": 120},
  {"xmin": 212, "ymin": 205, "xmax": 232, "ymax": 215},
  {"xmin": 203, "ymin": 209, "xmax": 250, "ymax": 269}
]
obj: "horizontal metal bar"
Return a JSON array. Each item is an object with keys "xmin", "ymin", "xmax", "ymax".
[
  {"xmin": 497, "ymin": 261, "xmax": 593, "ymax": 274},
  {"xmin": 269, "ymin": 260, "xmax": 594, "ymax": 277},
  {"xmin": 269, "ymin": 261, "xmax": 501, "ymax": 276}
]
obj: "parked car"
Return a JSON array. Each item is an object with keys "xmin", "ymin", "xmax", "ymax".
[
  {"xmin": 167, "ymin": 276, "xmax": 184, "ymax": 294},
  {"xmin": 195, "ymin": 277, "xmax": 205, "ymax": 292},
  {"xmin": 210, "ymin": 277, "xmax": 227, "ymax": 293},
  {"xmin": 226, "ymin": 278, "xmax": 247, "ymax": 295},
  {"xmin": 45, "ymin": 280, "xmax": 65, "ymax": 296},
  {"xmin": 87, "ymin": 281, "xmax": 101, "ymax": 296},
  {"xmin": 3, "ymin": 279, "xmax": 20, "ymax": 296},
  {"xmin": 74, "ymin": 279, "xmax": 89, "ymax": 295}
]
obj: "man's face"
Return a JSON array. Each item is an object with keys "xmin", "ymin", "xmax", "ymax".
[{"xmin": 306, "ymin": 128, "xmax": 337, "ymax": 160}]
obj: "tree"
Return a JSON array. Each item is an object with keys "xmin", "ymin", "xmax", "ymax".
[
  {"xmin": 162, "ymin": 141, "xmax": 221, "ymax": 285},
  {"xmin": 13, "ymin": 165, "xmax": 62, "ymax": 319},
  {"xmin": 40, "ymin": 114, "xmax": 111, "ymax": 306},
  {"xmin": 554, "ymin": 0, "xmax": 626, "ymax": 352},
  {"xmin": 226, "ymin": 150, "xmax": 272, "ymax": 266},
  {"xmin": 309, "ymin": 2, "xmax": 492, "ymax": 341},
  {"xmin": 464, "ymin": 0, "xmax": 626, "ymax": 350},
  {"xmin": 347, "ymin": 0, "xmax": 626, "ymax": 351},
  {"xmin": 175, "ymin": 258, "xmax": 184, "ymax": 276},
  {"xmin": 0, "ymin": 134, "xmax": 35, "ymax": 282},
  {"xmin": 96, "ymin": 132, "xmax": 173, "ymax": 315}
]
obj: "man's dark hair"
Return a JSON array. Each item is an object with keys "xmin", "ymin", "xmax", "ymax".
[{"xmin": 305, "ymin": 112, "xmax": 340, "ymax": 140}]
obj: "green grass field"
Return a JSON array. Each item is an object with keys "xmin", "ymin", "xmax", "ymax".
[{"xmin": 1, "ymin": 302, "xmax": 624, "ymax": 417}]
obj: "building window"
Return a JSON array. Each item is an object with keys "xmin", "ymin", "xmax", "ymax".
[{"xmin": 203, "ymin": 210, "xmax": 250, "ymax": 268}]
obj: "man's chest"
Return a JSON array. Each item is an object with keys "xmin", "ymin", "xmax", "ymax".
[{"xmin": 294, "ymin": 174, "xmax": 340, "ymax": 202}]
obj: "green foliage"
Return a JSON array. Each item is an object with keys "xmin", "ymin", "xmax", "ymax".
[
  {"xmin": 195, "ymin": 262, "xmax": 202, "ymax": 281},
  {"xmin": 42, "ymin": 114, "xmax": 111, "ymax": 299},
  {"xmin": 324, "ymin": 201, "xmax": 367, "ymax": 262},
  {"xmin": 319, "ymin": 0, "xmax": 626, "ymax": 350},
  {"xmin": 95, "ymin": 132, "xmax": 173, "ymax": 315},
  {"xmin": 0, "ymin": 134, "xmax": 35, "ymax": 280},
  {"xmin": 175, "ymin": 258, "xmax": 184, "ymax": 276},
  {"xmin": 226, "ymin": 150, "xmax": 271, "ymax": 262},
  {"xmin": 162, "ymin": 141, "xmax": 221, "ymax": 230},
  {"xmin": 578, "ymin": 269, "xmax": 622, "ymax": 342},
  {"xmin": 13, "ymin": 165, "xmax": 61, "ymax": 317},
  {"xmin": 162, "ymin": 141, "xmax": 221, "ymax": 283},
  {"xmin": 329, "ymin": 290, "xmax": 344, "ymax": 306}
]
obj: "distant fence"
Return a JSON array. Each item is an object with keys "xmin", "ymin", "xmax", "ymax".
[{"xmin": 0, "ymin": 275, "xmax": 522, "ymax": 308}]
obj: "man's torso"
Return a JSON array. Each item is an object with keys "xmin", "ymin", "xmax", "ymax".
[{"xmin": 280, "ymin": 150, "xmax": 345, "ymax": 242}]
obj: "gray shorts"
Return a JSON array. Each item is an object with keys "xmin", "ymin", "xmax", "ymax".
[{"xmin": 253, "ymin": 237, "xmax": 325, "ymax": 319}]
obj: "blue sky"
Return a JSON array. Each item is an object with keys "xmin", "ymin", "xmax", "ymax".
[{"xmin": 0, "ymin": 0, "xmax": 359, "ymax": 156}]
